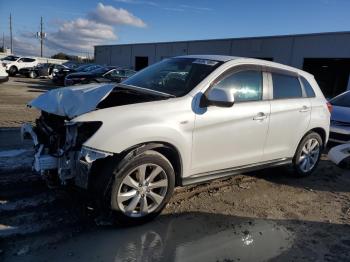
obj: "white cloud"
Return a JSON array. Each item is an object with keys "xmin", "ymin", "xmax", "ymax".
[
  {"xmin": 47, "ymin": 18, "xmax": 117, "ymax": 53},
  {"xmin": 6, "ymin": 36, "xmax": 41, "ymax": 57},
  {"xmin": 88, "ymin": 3, "xmax": 146, "ymax": 27},
  {"xmin": 16, "ymin": 2, "xmax": 147, "ymax": 56}
]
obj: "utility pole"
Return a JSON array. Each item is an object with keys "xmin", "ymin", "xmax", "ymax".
[
  {"xmin": 40, "ymin": 16, "xmax": 43, "ymax": 57},
  {"xmin": 2, "ymin": 33, "xmax": 4, "ymax": 49},
  {"xmin": 9, "ymin": 13, "xmax": 13, "ymax": 54},
  {"xmin": 37, "ymin": 16, "xmax": 46, "ymax": 57}
]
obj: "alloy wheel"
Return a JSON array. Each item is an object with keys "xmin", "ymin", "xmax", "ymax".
[
  {"xmin": 116, "ymin": 164, "xmax": 168, "ymax": 217},
  {"xmin": 298, "ymin": 138, "xmax": 320, "ymax": 173}
]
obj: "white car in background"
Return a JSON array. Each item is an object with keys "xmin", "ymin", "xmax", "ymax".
[
  {"xmin": 22, "ymin": 55, "xmax": 330, "ymax": 225},
  {"xmin": 1, "ymin": 55, "xmax": 38, "ymax": 76},
  {"xmin": 0, "ymin": 64, "xmax": 9, "ymax": 83}
]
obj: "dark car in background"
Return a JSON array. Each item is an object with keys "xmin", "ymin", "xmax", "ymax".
[
  {"xmin": 64, "ymin": 67, "xmax": 136, "ymax": 86},
  {"xmin": 329, "ymin": 90, "xmax": 350, "ymax": 143},
  {"xmin": 19, "ymin": 63, "xmax": 58, "ymax": 78},
  {"xmin": 52, "ymin": 64, "xmax": 103, "ymax": 85}
]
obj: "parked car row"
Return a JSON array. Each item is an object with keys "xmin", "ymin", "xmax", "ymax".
[
  {"xmin": 0, "ymin": 55, "xmax": 137, "ymax": 86},
  {"xmin": 64, "ymin": 66, "xmax": 136, "ymax": 86}
]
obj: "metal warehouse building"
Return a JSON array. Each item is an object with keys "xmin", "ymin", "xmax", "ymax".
[{"xmin": 95, "ymin": 31, "xmax": 350, "ymax": 97}]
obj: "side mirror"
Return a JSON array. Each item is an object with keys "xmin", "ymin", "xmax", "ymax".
[{"xmin": 205, "ymin": 88, "xmax": 235, "ymax": 107}]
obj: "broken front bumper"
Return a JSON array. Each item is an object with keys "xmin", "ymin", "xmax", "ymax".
[
  {"xmin": 20, "ymin": 123, "xmax": 111, "ymax": 189},
  {"xmin": 21, "ymin": 123, "xmax": 58, "ymax": 172},
  {"xmin": 328, "ymin": 143, "xmax": 350, "ymax": 167}
]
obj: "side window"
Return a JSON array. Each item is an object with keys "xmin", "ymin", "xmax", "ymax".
[
  {"xmin": 107, "ymin": 70, "xmax": 122, "ymax": 78},
  {"xmin": 212, "ymin": 70, "xmax": 263, "ymax": 102},
  {"xmin": 272, "ymin": 73, "xmax": 302, "ymax": 99},
  {"xmin": 18, "ymin": 58, "xmax": 25, "ymax": 62},
  {"xmin": 301, "ymin": 77, "xmax": 316, "ymax": 98}
]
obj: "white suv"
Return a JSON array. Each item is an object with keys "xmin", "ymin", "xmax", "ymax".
[
  {"xmin": 1, "ymin": 55, "xmax": 38, "ymax": 76},
  {"xmin": 22, "ymin": 55, "xmax": 330, "ymax": 225}
]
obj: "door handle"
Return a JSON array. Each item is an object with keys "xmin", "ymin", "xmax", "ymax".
[
  {"xmin": 253, "ymin": 112, "xmax": 267, "ymax": 121},
  {"xmin": 299, "ymin": 105, "xmax": 310, "ymax": 112}
]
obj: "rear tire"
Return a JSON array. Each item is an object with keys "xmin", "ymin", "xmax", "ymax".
[
  {"xmin": 292, "ymin": 132, "xmax": 323, "ymax": 177},
  {"xmin": 95, "ymin": 150, "xmax": 175, "ymax": 226},
  {"xmin": 8, "ymin": 66, "xmax": 17, "ymax": 76}
]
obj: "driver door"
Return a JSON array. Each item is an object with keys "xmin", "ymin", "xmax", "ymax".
[{"xmin": 191, "ymin": 67, "xmax": 271, "ymax": 175}]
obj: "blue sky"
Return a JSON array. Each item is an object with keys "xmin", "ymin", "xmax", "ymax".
[{"xmin": 0, "ymin": 0, "xmax": 349, "ymax": 57}]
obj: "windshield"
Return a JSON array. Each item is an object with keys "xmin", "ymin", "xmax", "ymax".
[
  {"xmin": 331, "ymin": 91, "xmax": 350, "ymax": 107},
  {"xmin": 123, "ymin": 58, "xmax": 223, "ymax": 97},
  {"xmin": 2, "ymin": 55, "xmax": 19, "ymax": 61},
  {"xmin": 75, "ymin": 64, "xmax": 93, "ymax": 71},
  {"xmin": 90, "ymin": 67, "xmax": 110, "ymax": 74}
]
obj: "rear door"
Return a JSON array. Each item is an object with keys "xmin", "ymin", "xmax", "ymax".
[{"xmin": 262, "ymin": 71, "xmax": 311, "ymax": 161}]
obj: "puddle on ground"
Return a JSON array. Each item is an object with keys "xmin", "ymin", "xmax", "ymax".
[{"xmin": 17, "ymin": 212, "xmax": 294, "ymax": 262}]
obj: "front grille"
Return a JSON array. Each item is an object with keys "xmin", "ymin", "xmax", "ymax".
[{"xmin": 329, "ymin": 132, "xmax": 350, "ymax": 142}]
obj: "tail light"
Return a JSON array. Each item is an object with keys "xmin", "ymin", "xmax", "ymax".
[{"xmin": 326, "ymin": 102, "xmax": 333, "ymax": 113}]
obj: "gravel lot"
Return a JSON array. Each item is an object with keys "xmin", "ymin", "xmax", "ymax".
[
  {"xmin": 0, "ymin": 77, "xmax": 57, "ymax": 127},
  {"xmin": 0, "ymin": 77, "xmax": 349, "ymax": 261}
]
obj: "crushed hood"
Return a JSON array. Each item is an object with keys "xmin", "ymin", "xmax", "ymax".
[{"xmin": 28, "ymin": 83, "xmax": 115, "ymax": 118}]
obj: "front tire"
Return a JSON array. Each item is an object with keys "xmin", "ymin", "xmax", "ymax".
[
  {"xmin": 8, "ymin": 66, "xmax": 18, "ymax": 76},
  {"xmin": 99, "ymin": 150, "xmax": 175, "ymax": 226},
  {"xmin": 292, "ymin": 132, "xmax": 323, "ymax": 177}
]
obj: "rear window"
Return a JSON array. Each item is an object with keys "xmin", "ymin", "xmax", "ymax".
[
  {"xmin": 331, "ymin": 92, "xmax": 350, "ymax": 107},
  {"xmin": 301, "ymin": 77, "xmax": 316, "ymax": 98},
  {"xmin": 272, "ymin": 73, "xmax": 303, "ymax": 99}
]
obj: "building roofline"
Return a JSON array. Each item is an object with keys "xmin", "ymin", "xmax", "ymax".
[{"xmin": 95, "ymin": 31, "xmax": 350, "ymax": 48}]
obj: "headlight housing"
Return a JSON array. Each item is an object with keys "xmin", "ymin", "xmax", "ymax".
[
  {"xmin": 80, "ymin": 146, "xmax": 112, "ymax": 163},
  {"xmin": 74, "ymin": 121, "xmax": 103, "ymax": 148}
]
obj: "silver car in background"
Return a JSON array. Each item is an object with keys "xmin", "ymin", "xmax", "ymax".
[{"xmin": 329, "ymin": 91, "xmax": 350, "ymax": 143}]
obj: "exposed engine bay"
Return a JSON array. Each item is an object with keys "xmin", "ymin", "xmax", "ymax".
[{"xmin": 22, "ymin": 85, "xmax": 168, "ymax": 189}]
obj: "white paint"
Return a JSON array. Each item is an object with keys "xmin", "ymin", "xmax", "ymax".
[{"xmin": 71, "ymin": 56, "xmax": 330, "ymax": 178}]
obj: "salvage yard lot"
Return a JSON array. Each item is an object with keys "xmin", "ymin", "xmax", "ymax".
[
  {"xmin": 0, "ymin": 77, "xmax": 56, "ymax": 128},
  {"xmin": 0, "ymin": 77, "xmax": 350, "ymax": 261}
]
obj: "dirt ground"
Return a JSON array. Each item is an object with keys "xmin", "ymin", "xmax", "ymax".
[{"xmin": 0, "ymin": 78, "xmax": 350, "ymax": 261}]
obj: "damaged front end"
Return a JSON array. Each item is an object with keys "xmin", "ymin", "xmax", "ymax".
[{"xmin": 21, "ymin": 112, "xmax": 111, "ymax": 189}]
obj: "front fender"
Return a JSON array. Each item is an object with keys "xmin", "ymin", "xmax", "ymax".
[{"xmin": 85, "ymin": 123, "xmax": 192, "ymax": 177}]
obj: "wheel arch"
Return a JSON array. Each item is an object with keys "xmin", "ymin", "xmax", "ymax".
[
  {"xmin": 115, "ymin": 142, "xmax": 183, "ymax": 187},
  {"xmin": 9, "ymin": 65, "xmax": 18, "ymax": 73},
  {"xmin": 308, "ymin": 127, "xmax": 327, "ymax": 145},
  {"xmin": 293, "ymin": 127, "xmax": 327, "ymax": 159}
]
